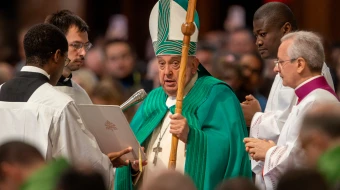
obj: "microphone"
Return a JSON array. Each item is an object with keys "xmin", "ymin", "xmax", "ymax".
[{"xmin": 120, "ymin": 89, "xmax": 147, "ymax": 111}]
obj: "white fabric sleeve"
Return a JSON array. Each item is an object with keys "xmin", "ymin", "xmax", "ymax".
[
  {"xmin": 322, "ymin": 62, "xmax": 335, "ymax": 90},
  {"xmin": 262, "ymin": 144, "xmax": 298, "ymax": 190},
  {"xmin": 50, "ymin": 102, "xmax": 113, "ymax": 189}
]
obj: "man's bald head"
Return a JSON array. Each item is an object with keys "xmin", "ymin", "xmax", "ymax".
[
  {"xmin": 0, "ymin": 141, "xmax": 45, "ymax": 188},
  {"xmin": 299, "ymin": 103, "xmax": 340, "ymax": 167},
  {"xmin": 254, "ymin": 2, "xmax": 298, "ymax": 31},
  {"xmin": 301, "ymin": 103, "xmax": 340, "ymax": 139}
]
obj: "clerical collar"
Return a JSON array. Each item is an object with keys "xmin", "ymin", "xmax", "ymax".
[
  {"xmin": 295, "ymin": 75, "xmax": 337, "ymax": 104},
  {"xmin": 166, "ymin": 73, "xmax": 198, "ymax": 108},
  {"xmin": 21, "ymin": 66, "xmax": 50, "ymax": 79},
  {"xmin": 56, "ymin": 73, "xmax": 73, "ymax": 87}
]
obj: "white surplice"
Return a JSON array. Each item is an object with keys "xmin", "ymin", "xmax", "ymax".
[
  {"xmin": 0, "ymin": 67, "xmax": 113, "ymax": 189},
  {"xmin": 253, "ymin": 76, "xmax": 338, "ymax": 190},
  {"xmin": 249, "ymin": 63, "xmax": 334, "ymax": 189},
  {"xmin": 54, "ymin": 79, "xmax": 92, "ymax": 104}
]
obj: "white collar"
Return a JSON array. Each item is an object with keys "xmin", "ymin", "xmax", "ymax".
[
  {"xmin": 21, "ymin": 66, "xmax": 50, "ymax": 79},
  {"xmin": 166, "ymin": 73, "xmax": 198, "ymax": 108}
]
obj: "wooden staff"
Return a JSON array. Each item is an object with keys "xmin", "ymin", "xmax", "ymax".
[{"xmin": 168, "ymin": 0, "xmax": 197, "ymax": 169}]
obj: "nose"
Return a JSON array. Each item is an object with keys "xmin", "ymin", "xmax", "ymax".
[
  {"xmin": 78, "ymin": 46, "xmax": 86, "ymax": 56},
  {"xmin": 256, "ymin": 38, "xmax": 263, "ymax": 47},
  {"xmin": 164, "ymin": 64, "xmax": 172, "ymax": 75},
  {"xmin": 243, "ymin": 69, "xmax": 251, "ymax": 78},
  {"xmin": 273, "ymin": 63, "xmax": 280, "ymax": 73}
]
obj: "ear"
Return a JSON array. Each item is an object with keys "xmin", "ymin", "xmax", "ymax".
[
  {"xmin": 191, "ymin": 57, "xmax": 200, "ymax": 74},
  {"xmin": 53, "ymin": 49, "xmax": 62, "ymax": 63},
  {"xmin": 296, "ymin": 57, "xmax": 306, "ymax": 74},
  {"xmin": 281, "ymin": 22, "xmax": 292, "ymax": 35}
]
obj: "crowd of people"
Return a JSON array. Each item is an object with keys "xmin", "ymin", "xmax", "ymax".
[{"xmin": 0, "ymin": 0, "xmax": 340, "ymax": 190}]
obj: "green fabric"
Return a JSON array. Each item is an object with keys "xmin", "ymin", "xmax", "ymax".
[
  {"xmin": 153, "ymin": 0, "xmax": 200, "ymax": 56},
  {"xmin": 20, "ymin": 158, "xmax": 70, "ymax": 190},
  {"xmin": 115, "ymin": 75, "xmax": 251, "ymax": 190},
  {"xmin": 317, "ymin": 146, "xmax": 340, "ymax": 186}
]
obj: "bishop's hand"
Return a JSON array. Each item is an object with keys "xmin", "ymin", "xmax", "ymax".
[{"xmin": 169, "ymin": 113, "xmax": 190, "ymax": 143}]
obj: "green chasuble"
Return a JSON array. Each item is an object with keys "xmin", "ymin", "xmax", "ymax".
[
  {"xmin": 318, "ymin": 146, "xmax": 340, "ymax": 186},
  {"xmin": 20, "ymin": 158, "xmax": 69, "ymax": 190},
  {"xmin": 115, "ymin": 74, "xmax": 251, "ymax": 190}
]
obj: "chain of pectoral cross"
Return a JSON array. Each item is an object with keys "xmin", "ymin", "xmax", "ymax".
[{"xmin": 152, "ymin": 123, "xmax": 170, "ymax": 166}]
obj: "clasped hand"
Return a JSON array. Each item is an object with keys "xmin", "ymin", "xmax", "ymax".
[
  {"xmin": 241, "ymin": 94, "xmax": 261, "ymax": 126},
  {"xmin": 243, "ymin": 137, "xmax": 276, "ymax": 162}
]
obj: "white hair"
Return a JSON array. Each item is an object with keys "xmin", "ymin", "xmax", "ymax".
[{"xmin": 281, "ymin": 31, "xmax": 324, "ymax": 72}]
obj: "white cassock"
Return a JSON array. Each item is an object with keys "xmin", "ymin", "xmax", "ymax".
[
  {"xmin": 252, "ymin": 76, "xmax": 338, "ymax": 190},
  {"xmin": 250, "ymin": 63, "xmax": 334, "ymax": 189},
  {"xmin": 0, "ymin": 66, "xmax": 113, "ymax": 189},
  {"xmin": 137, "ymin": 74, "xmax": 197, "ymax": 187},
  {"xmin": 54, "ymin": 79, "xmax": 92, "ymax": 104}
]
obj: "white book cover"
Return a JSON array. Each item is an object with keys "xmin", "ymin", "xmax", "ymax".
[{"xmin": 77, "ymin": 104, "xmax": 146, "ymax": 161}]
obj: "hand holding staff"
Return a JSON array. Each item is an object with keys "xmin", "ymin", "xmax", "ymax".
[{"xmin": 168, "ymin": 0, "xmax": 198, "ymax": 170}]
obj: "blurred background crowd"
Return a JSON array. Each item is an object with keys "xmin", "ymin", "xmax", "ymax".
[
  {"xmin": 1, "ymin": 0, "xmax": 340, "ymax": 190},
  {"xmin": 1, "ymin": 0, "xmax": 340, "ymax": 118}
]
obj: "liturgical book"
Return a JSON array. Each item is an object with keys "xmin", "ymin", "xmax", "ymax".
[{"xmin": 77, "ymin": 104, "xmax": 146, "ymax": 161}]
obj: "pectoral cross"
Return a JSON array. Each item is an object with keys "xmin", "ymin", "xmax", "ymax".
[{"xmin": 152, "ymin": 141, "xmax": 162, "ymax": 165}]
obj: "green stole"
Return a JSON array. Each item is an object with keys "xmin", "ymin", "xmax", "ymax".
[
  {"xmin": 318, "ymin": 146, "xmax": 340, "ymax": 186},
  {"xmin": 115, "ymin": 75, "xmax": 226, "ymax": 190}
]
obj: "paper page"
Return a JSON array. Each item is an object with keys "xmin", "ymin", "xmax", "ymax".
[{"xmin": 77, "ymin": 104, "xmax": 146, "ymax": 161}]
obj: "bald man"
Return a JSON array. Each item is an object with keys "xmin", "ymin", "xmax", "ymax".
[{"xmin": 299, "ymin": 103, "xmax": 340, "ymax": 185}]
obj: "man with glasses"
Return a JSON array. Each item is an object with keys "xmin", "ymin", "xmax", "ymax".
[
  {"xmin": 45, "ymin": 10, "xmax": 93, "ymax": 104},
  {"xmin": 0, "ymin": 24, "xmax": 133, "ymax": 190},
  {"xmin": 241, "ymin": 3, "xmax": 334, "ymax": 189},
  {"xmin": 239, "ymin": 53, "xmax": 267, "ymax": 112},
  {"xmin": 244, "ymin": 31, "xmax": 338, "ymax": 190}
]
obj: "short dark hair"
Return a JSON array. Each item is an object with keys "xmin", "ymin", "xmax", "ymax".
[
  {"xmin": 45, "ymin": 10, "xmax": 89, "ymax": 34},
  {"xmin": 254, "ymin": 2, "xmax": 298, "ymax": 31},
  {"xmin": 0, "ymin": 141, "xmax": 44, "ymax": 181},
  {"xmin": 103, "ymin": 39, "xmax": 137, "ymax": 58},
  {"xmin": 24, "ymin": 23, "xmax": 68, "ymax": 66},
  {"xmin": 56, "ymin": 167, "xmax": 106, "ymax": 190},
  {"xmin": 277, "ymin": 169, "xmax": 328, "ymax": 190}
]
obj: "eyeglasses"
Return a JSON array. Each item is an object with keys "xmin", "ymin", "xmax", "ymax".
[
  {"xmin": 274, "ymin": 58, "xmax": 297, "ymax": 68},
  {"xmin": 69, "ymin": 42, "xmax": 92, "ymax": 52}
]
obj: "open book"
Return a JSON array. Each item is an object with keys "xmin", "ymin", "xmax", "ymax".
[{"xmin": 77, "ymin": 104, "xmax": 146, "ymax": 161}]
